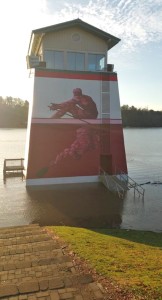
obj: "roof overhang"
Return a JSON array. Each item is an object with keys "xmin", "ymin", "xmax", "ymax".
[{"xmin": 28, "ymin": 18, "xmax": 121, "ymax": 56}]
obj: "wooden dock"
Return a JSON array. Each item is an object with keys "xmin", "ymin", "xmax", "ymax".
[{"xmin": 3, "ymin": 158, "xmax": 25, "ymax": 181}]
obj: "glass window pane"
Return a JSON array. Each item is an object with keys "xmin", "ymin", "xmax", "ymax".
[
  {"xmin": 67, "ymin": 52, "xmax": 76, "ymax": 70},
  {"xmin": 44, "ymin": 50, "xmax": 54, "ymax": 69},
  {"xmin": 54, "ymin": 51, "xmax": 64, "ymax": 69},
  {"xmin": 88, "ymin": 54, "xmax": 105, "ymax": 71},
  {"xmin": 96, "ymin": 54, "xmax": 105, "ymax": 70},
  {"xmin": 88, "ymin": 54, "xmax": 96, "ymax": 71},
  {"xmin": 76, "ymin": 53, "xmax": 85, "ymax": 71}
]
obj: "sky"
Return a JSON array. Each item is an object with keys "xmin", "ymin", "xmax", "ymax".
[{"xmin": 0, "ymin": 0, "xmax": 161, "ymax": 110}]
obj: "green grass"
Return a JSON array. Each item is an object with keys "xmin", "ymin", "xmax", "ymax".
[{"xmin": 48, "ymin": 226, "xmax": 162, "ymax": 299}]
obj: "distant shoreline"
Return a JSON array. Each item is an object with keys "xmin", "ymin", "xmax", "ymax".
[{"xmin": 1, "ymin": 101, "xmax": 162, "ymax": 128}]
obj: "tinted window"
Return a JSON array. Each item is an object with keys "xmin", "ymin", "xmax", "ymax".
[
  {"xmin": 67, "ymin": 52, "xmax": 85, "ymax": 71},
  {"xmin": 88, "ymin": 54, "xmax": 105, "ymax": 71},
  {"xmin": 44, "ymin": 50, "xmax": 64, "ymax": 69},
  {"xmin": 44, "ymin": 51, "xmax": 54, "ymax": 69},
  {"xmin": 54, "ymin": 51, "xmax": 64, "ymax": 69}
]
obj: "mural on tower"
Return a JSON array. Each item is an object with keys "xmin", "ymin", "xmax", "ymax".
[
  {"xmin": 26, "ymin": 70, "xmax": 127, "ymax": 183},
  {"xmin": 27, "ymin": 74, "xmax": 102, "ymax": 180}
]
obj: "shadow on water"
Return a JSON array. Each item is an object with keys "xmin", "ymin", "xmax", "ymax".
[
  {"xmin": 26, "ymin": 182, "xmax": 124, "ymax": 228},
  {"xmin": 91, "ymin": 228, "xmax": 162, "ymax": 248}
]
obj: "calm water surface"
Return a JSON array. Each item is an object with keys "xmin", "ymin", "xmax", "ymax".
[
  {"xmin": 122, "ymin": 128, "xmax": 162, "ymax": 232},
  {"xmin": 0, "ymin": 128, "xmax": 162, "ymax": 231}
]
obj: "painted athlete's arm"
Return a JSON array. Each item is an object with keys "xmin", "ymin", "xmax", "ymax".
[{"xmin": 48, "ymin": 98, "xmax": 77, "ymax": 110}]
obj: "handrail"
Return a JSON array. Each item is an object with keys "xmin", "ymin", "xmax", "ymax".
[
  {"xmin": 100, "ymin": 168, "xmax": 126, "ymax": 199},
  {"xmin": 118, "ymin": 171, "xmax": 145, "ymax": 197},
  {"xmin": 100, "ymin": 168, "xmax": 145, "ymax": 199}
]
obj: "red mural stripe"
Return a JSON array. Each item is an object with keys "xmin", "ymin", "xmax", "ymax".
[{"xmin": 35, "ymin": 70, "xmax": 117, "ymax": 81}]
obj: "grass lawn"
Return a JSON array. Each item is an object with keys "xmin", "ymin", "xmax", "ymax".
[{"xmin": 47, "ymin": 226, "xmax": 162, "ymax": 300}]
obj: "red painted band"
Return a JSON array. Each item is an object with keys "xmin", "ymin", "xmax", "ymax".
[{"xmin": 35, "ymin": 70, "xmax": 117, "ymax": 81}]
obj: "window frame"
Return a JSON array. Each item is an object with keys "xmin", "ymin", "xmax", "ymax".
[
  {"xmin": 67, "ymin": 51, "xmax": 85, "ymax": 71},
  {"xmin": 43, "ymin": 50, "xmax": 106, "ymax": 72},
  {"xmin": 87, "ymin": 53, "xmax": 106, "ymax": 71},
  {"xmin": 44, "ymin": 50, "xmax": 64, "ymax": 70}
]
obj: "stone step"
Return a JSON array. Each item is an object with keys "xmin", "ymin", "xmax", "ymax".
[
  {"xmin": 0, "ymin": 224, "xmax": 40, "ymax": 234},
  {"xmin": 0, "ymin": 225, "xmax": 105, "ymax": 299},
  {"xmin": 0, "ymin": 248, "xmax": 63, "ymax": 264},
  {"xmin": 0, "ymin": 253, "xmax": 71, "ymax": 273},
  {"xmin": 0, "ymin": 257, "xmax": 75, "ymax": 286},
  {"xmin": 0, "ymin": 228, "xmax": 46, "ymax": 239},
  {"xmin": 0, "ymin": 273, "xmax": 103, "ymax": 299},
  {"xmin": 0, "ymin": 240, "xmax": 60, "ymax": 256},
  {"xmin": 0, "ymin": 233, "xmax": 51, "ymax": 248}
]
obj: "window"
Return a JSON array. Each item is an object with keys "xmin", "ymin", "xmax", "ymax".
[
  {"xmin": 43, "ymin": 51, "xmax": 105, "ymax": 71},
  {"xmin": 67, "ymin": 52, "xmax": 85, "ymax": 71},
  {"xmin": 88, "ymin": 54, "xmax": 105, "ymax": 71},
  {"xmin": 44, "ymin": 50, "xmax": 64, "ymax": 69},
  {"xmin": 54, "ymin": 51, "xmax": 64, "ymax": 69}
]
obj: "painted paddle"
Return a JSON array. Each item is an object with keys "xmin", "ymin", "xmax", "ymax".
[{"xmin": 36, "ymin": 166, "xmax": 49, "ymax": 178}]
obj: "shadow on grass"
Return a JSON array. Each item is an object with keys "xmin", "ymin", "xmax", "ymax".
[{"xmin": 92, "ymin": 228, "xmax": 162, "ymax": 248}]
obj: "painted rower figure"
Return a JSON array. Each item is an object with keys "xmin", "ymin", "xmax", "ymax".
[
  {"xmin": 36, "ymin": 89, "xmax": 99, "ymax": 177},
  {"xmin": 49, "ymin": 88, "xmax": 98, "ymax": 119}
]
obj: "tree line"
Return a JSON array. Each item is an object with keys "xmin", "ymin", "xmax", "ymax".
[
  {"xmin": 0, "ymin": 97, "xmax": 162, "ymax": 128},
  {"xmin": 0, "ymin": 96, "xmax": 29, "ymax": 128},
  {"xmin": 121, "ymin": 105, "xmax": 162, "ymax": 127}
]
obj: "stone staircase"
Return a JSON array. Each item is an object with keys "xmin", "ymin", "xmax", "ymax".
[{"xmin": 0, "ymin": 224, "xmax": 104, "ymax": 299}]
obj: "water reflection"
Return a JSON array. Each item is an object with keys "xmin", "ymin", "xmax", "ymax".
[
  {"xmin": 121, "ymin": 186, "xmax": 162, "ymax": 232},
  {"xmin": 26, "ymin": 183, "xmax": 123, "ymax": 228},
  {"xmin": 0, "ymin": 177, "xmax": 123, "ymax": 228},
  {"xmin": 1, "ymin": 176, "xmax": 162, "ymax": 232}
]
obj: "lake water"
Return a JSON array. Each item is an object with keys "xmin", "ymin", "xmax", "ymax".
[
  {"xmin": 0, "ymin": 128, "xmax": 162, "ymax": 232},
  {"xmin": 122, "ymin": 128, "xmax": 162, "ymax": 232}
]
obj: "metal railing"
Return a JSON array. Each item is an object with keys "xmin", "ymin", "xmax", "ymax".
[
  {"xmin": 100, "ymin": 168, "xmax": 145, "ymax": 199},
  {"xmin": 117, "ymin": 171, "xmax": 145, "ymax": 198},
  {"xmin": 100, "ymin": 168, "xmax": 127, "ymax": 199}
]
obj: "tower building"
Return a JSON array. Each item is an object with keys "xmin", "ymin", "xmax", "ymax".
[{"xmin": 25, "ymin": 19, "xmax": 127, "ymax": 186}]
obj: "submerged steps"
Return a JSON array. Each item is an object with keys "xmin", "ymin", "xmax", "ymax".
[{"xmin": 100, "ymin": 169, "xmax": 145, "ymax": 199}]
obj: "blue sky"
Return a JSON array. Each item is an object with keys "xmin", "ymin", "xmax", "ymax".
[{"xmin": 0, "ymin": 0, "xmax": 161, "ymax": 110}]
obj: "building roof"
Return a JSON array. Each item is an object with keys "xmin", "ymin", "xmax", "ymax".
[{"xmin": 28, "ymin": 18, "xmax": 120, "ymax": 55}]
